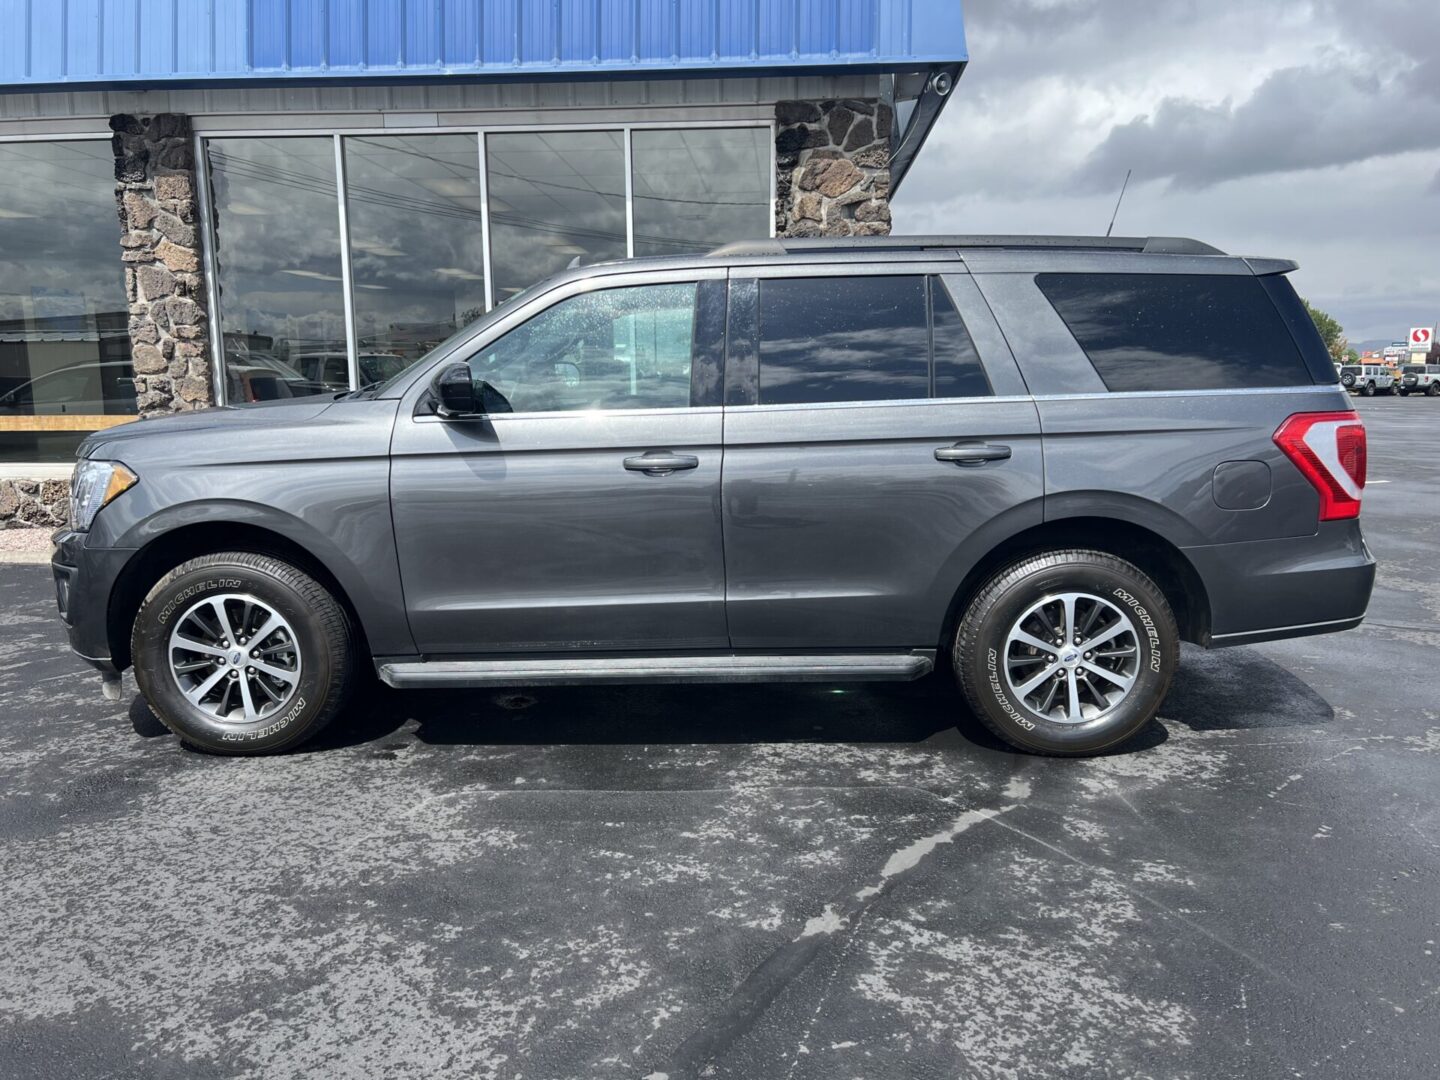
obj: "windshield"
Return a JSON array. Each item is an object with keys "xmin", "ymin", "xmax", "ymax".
[
  {"xmin": 1340, "ymin": 366, "xmax": 1361, "ymax": 375},
  {"xmin": 367, "ymin": 277, "xmax": 559, "ymax": 395}
]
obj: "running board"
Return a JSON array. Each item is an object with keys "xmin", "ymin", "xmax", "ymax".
[{"xmin": 377, "ymin": 652, "xmax": 935, "ymax": 689}]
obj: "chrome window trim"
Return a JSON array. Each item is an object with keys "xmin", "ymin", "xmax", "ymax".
[
  {"xmin": 724, "ymin": 395, "xmax": 1029, "ymax": 414},
  {"xmin": 412, "ymin": 405, "xmax": 724, "ymax": 424},
  {"xmin": 1031, "ymin": 385, "xmax": 1335, "ymax": 402}
]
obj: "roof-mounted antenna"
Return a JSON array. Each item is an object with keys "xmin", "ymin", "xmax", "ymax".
[{"xmin": 1105, "ymin": 169, "xmax": 1133, "ymax": 238}]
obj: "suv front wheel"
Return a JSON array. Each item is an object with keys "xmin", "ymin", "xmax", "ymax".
[
  {"xmin": 131, "ymin": 552, "xmax": 354, "ymax": 754},
  {"xmin": 954, "ymin": 550, "xmax": 1179, "ymax": 756}
]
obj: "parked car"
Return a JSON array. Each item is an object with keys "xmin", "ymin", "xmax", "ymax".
[
  {"xmin": 53, "ymin": 235, "xmax": 1375, "ymax": 757},
  {"xmin": 1338, "ymin": 364, "xmax": 1397, "ymax": 396},
  {"xmin": 1399, "ymin": 365, "xmax": 1440, "ymax": 397},
  {"xmin": 292, "ymin": 351, "xmax": 411, "ymax": 392},
  {"xmin": 223, "ymin": 352, "xmax": 316, "ymax": 403},
  {"xmin": 0, "ymin": 360, "xmax": 137, "ymax": 415}
]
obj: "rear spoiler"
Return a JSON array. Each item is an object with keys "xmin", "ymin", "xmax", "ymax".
[{"xmin": 1244, "ymin": 257, "xmax": 1299, "ymax": 276}]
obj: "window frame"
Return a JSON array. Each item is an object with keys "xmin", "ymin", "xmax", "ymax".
[
  {"xmin": 1035, "ymin": 269, "xmax": 1321, "ymax": 395},
  {"xmin": 195, "ymin": 121, "xmax": 775, "ymax": 407},
  {"xmin": 400, "ymin": 265, "xmax": 728, "ymax": 422},
  {"xmin": 460, "ymin": 280, "xmax": 705, "ymax": 416},
  {"xmin": 727, "ymin": 264, "xmax": 1004, "ymax": 410}
]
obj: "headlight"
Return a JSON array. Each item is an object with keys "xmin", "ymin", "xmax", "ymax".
[{"xmin": 70, "ymin": 459, "xmax": 138, "ymax": 532}]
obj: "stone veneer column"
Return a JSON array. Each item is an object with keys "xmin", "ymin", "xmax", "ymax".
[
  {"xmin": 774, "ymin": 99, "xmax": 893, "ymax": 238},
  {"xmin": 111, "ymin": 112, "xmax": 213, "ymax": 416}
]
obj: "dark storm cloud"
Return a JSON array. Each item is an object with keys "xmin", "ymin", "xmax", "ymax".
[
  {"xmin": 894, "ymin": 0, "xmax": 1440, "ymax": 344},
  {"xmin": 1077, "ymin": 59, "xmax": 1440, "ymax": 190}
]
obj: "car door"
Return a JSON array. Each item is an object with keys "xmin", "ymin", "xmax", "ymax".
[
  {"xmin": 720, "ymin": 267, "xmax": 1044, "ymax": 648},
  {"xmin": 390, "ymin": 269, "xmax": 729, "ymax": 655}
]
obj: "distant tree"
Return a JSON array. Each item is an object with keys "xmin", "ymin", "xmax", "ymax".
[
  {"xmin": 1302, "ymin": 299, "xmax": 1349, "ymax": 362},
  {"xmin": 1345, "ymin": 347, "xmax": 1360, "ymax": 362}
]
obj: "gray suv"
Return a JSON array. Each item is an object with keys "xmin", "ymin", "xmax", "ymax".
[{"xmin": 52, "ymin": 235, "xmax": 1375, "ymax": 757}]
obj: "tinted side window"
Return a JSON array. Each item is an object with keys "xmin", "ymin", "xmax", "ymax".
[
  {"xmin": 1036, "ymin": 273, "xmax": 1314, "ymax": 392},
  {"xmin": 472, "ymin": 283, "xmax": 696, "ymax": 413},
  {"xmin": 931, "ymin": 277, "xmax": 991, "ymax": 399},
  {"xmin": 758, "ymin": 277, "xmax": 929, "ymax": 405}
]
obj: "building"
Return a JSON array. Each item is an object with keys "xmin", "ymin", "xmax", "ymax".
[{"xmin": 0, "ymin": 0, "xmax": 968, "ymax": 527}]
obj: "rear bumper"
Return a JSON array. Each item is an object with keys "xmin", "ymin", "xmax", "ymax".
[
  {"xmin": 51, "ymin": 528, "xmax": 133, "ymax": 676},
  {"xmin": 1185, "ymin": 520, "xmax": 1376, "ymax": 650}
]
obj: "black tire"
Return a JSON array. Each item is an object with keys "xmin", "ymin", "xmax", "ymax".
[
  {"xmin": 1399, "ymin": 389, "xmax": 1410, "ymax": 397},
  {"xmin": 131, "ymin": 552, "xmax": 354, "ymax": 754},
  {"xmin": 1428, "ymin": 383, "xmax": 1440, "ymax": 397},
  {"xmin": 953, "ymin": 550, "xmax": 1180, "ymax": 757},
  {"xmin": 1362, "ymin": 381, "xmax": 1376, "ymax": 396},
  {"xmin": 1340, "ymin": 374, "xmax": 1356, "ymax": 389}
]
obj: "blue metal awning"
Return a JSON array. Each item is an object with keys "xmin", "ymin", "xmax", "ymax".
[{"xmin": 0, "ymin": 0, "xmax": 966, "ymax": 89}]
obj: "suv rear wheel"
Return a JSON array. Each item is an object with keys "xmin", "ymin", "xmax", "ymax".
[
  {"xmin": 953, "ymin": 550, "xmax": 1179, "ymax": 756},
  {"xmin": 1362, "ymin": 380, "xmax": 1376, "ymax": 396},
  {"xmin": 131, "ymin": 552, "xmax": 354, "ymax": 755}
]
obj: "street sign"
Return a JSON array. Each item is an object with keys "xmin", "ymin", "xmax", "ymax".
[{"xmin": 1410, "ymin": 327, "xmax": 1435, "ymax": 349}]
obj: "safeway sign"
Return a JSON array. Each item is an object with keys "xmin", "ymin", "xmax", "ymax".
[{"xmin": 1411, "ymin": 327, "xmax": 1435, "ymax": 349}]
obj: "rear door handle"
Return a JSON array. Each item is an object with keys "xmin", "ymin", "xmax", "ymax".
[
  {"xmin": 935, "ymin": 442, "xmax": 1012, "ymax": 466},
  {"xmin": 624, "ymin": 451, "xmax": 700, "ymax": 475}
]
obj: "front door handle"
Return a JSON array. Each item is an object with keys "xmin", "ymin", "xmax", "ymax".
[
  {"xmin": 624, "ymin": 451, "xmax": 700, "ymax": 476},
  {"xmin": 935, "ymin": 442, "xmax": 1012, "ymax": 466}
]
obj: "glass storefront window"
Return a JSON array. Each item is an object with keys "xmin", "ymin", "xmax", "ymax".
[
  {"xmin": 207, "ymin": 137, "xmax": 346, "ymax": 400},
  {"xmin": 631, "ymin": 128, "xmax": 772, "ymax": 256},
  {"xmin": 0, "ymin": 140, "xmax": 136, "ymax": 463},
  {"xmin": 485, "ymin": 131, "xmax": 627, "ymax": 303},
  {"xmin": 190, "ymin": 124, "xmax": 771, "ymax": 408},
  {"xmin": 343, "ymin": 135, "xmax": 487, "ymax": 381}
]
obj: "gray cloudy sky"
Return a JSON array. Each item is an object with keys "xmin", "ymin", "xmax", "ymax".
[{"xmin": 893, "ymin": 0, "xmax": 1439, "ymax": 345}]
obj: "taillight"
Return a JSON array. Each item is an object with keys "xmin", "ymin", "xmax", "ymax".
[{"xmin": 1273, "ymin": 411, "xmax": 1366, "ymax": 521}]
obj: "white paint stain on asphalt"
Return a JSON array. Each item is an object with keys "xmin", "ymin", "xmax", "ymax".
[{"xmin": 855, "ymin": 805, "xmax": 1012, "ymax": 901}]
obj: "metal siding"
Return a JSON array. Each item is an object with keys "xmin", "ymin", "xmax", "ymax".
[
  {"xmin": 291, "ymin": 0, "xmax": 328, "ymax": 68},
  {"xmin": 519, "ymin": 0, "xmax": 558, "ymax": 65},
  {"xmin": 1, "ymin": 0, "xmax": 963, "ymax": 86},
  {"xmin": 482, "ymin": 0, "xmax": 518, "ymax": 65},
  {"xmin": 329, "ymin": 0, "xmax": 367, "ymax": 68},
  {"xmin": 443, "ymin": 0, "xmax": 482, "ymax": 65}
]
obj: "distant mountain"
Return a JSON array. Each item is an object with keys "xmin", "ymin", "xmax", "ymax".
[{"xmin": 1352, "ymin": 338, "xmax": 1403, "ymax": 354}]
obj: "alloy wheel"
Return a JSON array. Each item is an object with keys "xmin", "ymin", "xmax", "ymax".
[
  {"xmin": 167, "ymin": 593, "xmax": 302, "ymax": 724},
  {"xmin": 1003, "ymin": 592, "xmax": 1140, "ymax": 724}
]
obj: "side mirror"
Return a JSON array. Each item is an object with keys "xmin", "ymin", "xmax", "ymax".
[
  {"xmin": 430, "ymin": 362, "xmax": 512, "ymax": 418},
  {"xmin": 431, "ymin": 362, "xmax": 478, "ymax": 418}
]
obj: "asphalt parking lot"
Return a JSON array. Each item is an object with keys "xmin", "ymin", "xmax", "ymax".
[{"xmin": 1, "ymin": 395, "xmax": 1437, "ymax": 1080}]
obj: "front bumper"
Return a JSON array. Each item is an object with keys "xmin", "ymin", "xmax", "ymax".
[
  {"xmin": 51, "ymin": 528, "xmax": 134, "ymax": 675},
  {"xmin": 1185, "ymin": 520, "xmax": 1376, "ymax": 649}
]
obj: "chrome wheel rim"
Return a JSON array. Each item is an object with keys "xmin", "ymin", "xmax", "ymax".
[
  {"xmin": 168, "ymin": 593, "xmax": 302, "ymax": 725},
  {"xmin": 1003, "ymin": 592, "xmax": 1140, "ymax": 725}
]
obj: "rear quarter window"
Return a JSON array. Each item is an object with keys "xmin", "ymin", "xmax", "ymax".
[{"xmin": 1036, "ymin": 273, "xmax": 1316, "ymax": 392}]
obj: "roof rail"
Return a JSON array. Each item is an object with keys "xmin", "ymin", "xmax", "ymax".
[{"xmin": 707, "ymin": 235, "xmax": 1226, "ymax": 258}]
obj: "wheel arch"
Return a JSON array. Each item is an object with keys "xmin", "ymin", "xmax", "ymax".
[
  {"xmin": 107, "ymin": 515, "xmax": 374, "ymax": 671},
  {"xmin": 938, "ymin": 515, "xmax": 1212, "ymax": 653}
]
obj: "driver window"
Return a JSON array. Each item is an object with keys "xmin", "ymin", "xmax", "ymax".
[{"xmin": 471, "ymin": 282, "xmax": 697, "ymax": 413}]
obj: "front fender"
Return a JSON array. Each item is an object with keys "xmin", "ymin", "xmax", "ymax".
[{"xmin": 106, "ymin": 492, "xmax": 414, "ymax": 659}]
